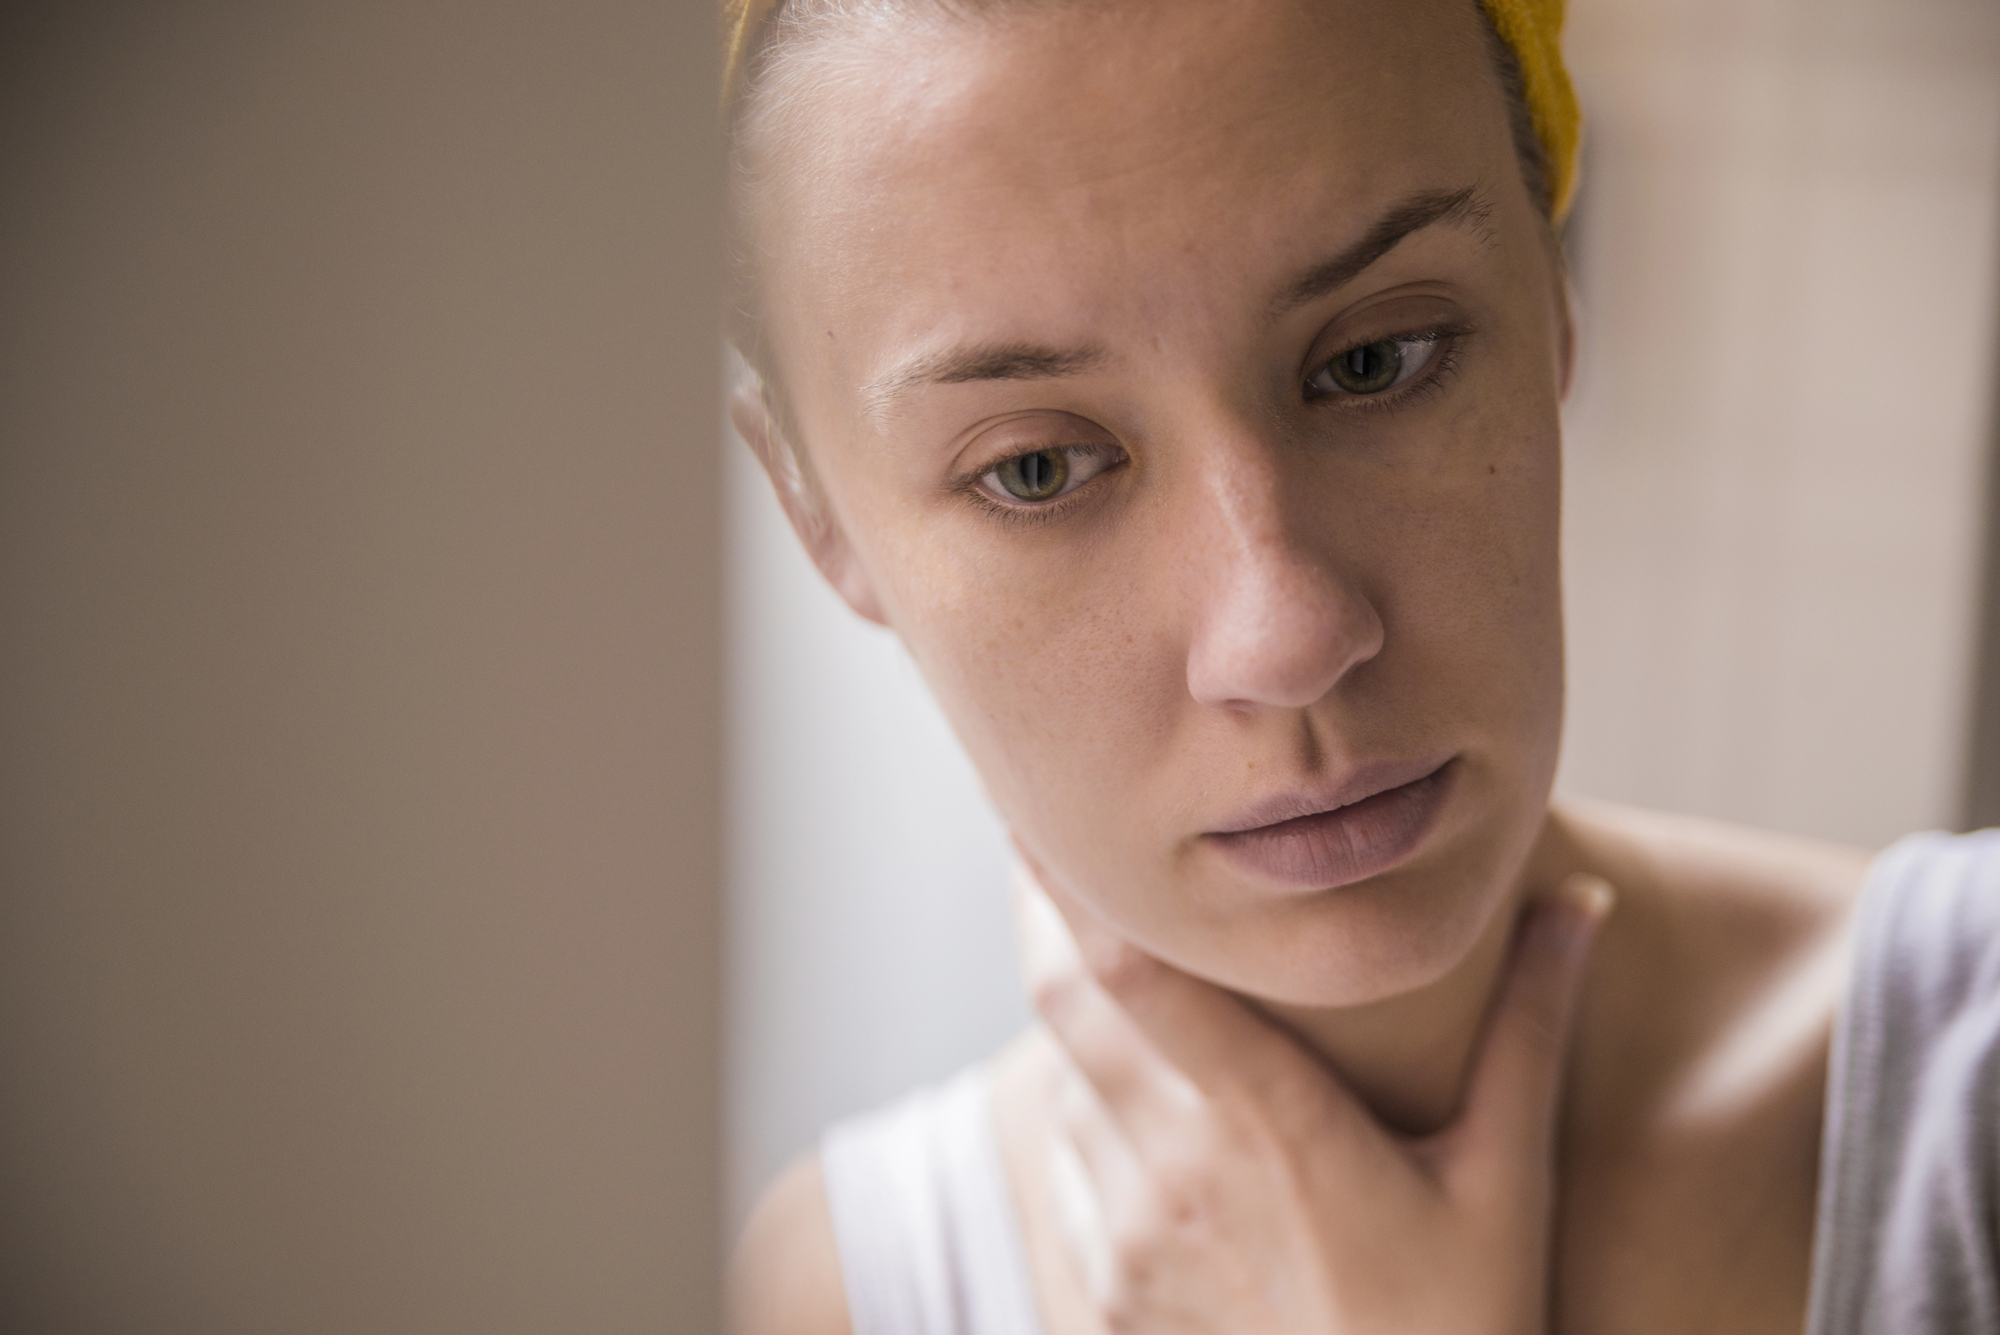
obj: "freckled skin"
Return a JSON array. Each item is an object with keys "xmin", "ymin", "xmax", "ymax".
[{"xmin": 756, "ymin": 0, "xmax": 1565, "ymax": 1008}]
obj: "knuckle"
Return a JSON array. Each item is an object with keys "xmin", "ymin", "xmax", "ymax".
[
  {"xmin": 1147, "ymin": 1152, "xmax": 1220, "ymax": 1232},
  {"xmin": 1108, "ymin": 1222, "xmax": 1160, "ymax": 1289},
  {"xmin": 1101, "ymin": 1292, "xmax": 1145, "ymax": 1335}
]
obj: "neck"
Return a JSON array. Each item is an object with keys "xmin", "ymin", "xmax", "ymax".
[{"xmin": 1255, "ymin": 813, "xmax": 1577, "ymax": 1135}]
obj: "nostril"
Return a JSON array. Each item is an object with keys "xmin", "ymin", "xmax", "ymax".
[{"xmin": 1184, "ymin": 559, "xmax": 1384, "ymax": 710}]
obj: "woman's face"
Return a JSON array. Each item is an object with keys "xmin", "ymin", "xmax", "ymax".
[{"xmin": 747, "ymin": 0, "xmax": 1570, "ymax": 1007}]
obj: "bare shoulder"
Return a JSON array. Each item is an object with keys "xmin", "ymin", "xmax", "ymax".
[
  {"xmin": 1553, "ymin": 795, "xmax": 1870, "ymax": 942},
  {"xmin": 1551, "ymin": 795, "xmax": 1871, "ymax": 1107},
  {"xmin": 1548, "ymin": 798, "xmax": 1873, "ymax": 1334},
  {"xmin": 729, "ymin": 1154, "xmax": 851, "ymax": 1335}
]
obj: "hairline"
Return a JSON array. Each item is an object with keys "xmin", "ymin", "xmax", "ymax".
[{"xmin": 726, "ymin": 0, "xmax": 1556, "ymax": 478}]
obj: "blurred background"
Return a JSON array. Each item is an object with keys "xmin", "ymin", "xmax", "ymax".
[
  {"xmin": 725, "ymin": 0, "xmax": 2000, "ymax": 1226},
  {"xmin": 3, "ymin": 2, "xmax": 722, "ymax": 1330}
]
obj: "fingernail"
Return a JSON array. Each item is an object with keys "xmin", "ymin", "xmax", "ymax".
[
  {"xmin": 1564, "ymin": 872, "xmax": 1616, "ymax": 923},
  {"xmin": 1537, "ymin": 873, "xmax": 1614, "ymax": 961}
]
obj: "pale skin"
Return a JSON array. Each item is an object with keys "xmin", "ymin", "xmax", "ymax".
[{"xmin": 726, "ymin": 1, "xmax": 1868, "ymax": 1331}]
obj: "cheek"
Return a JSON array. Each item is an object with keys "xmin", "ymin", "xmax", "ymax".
[
  {"xmin": 1473, "ymin": 424, "xmax": 1565, "ymax": 732},
  {"xmin": 1407, "ymin": 459, "xmax": 1561, "ymax": 691},
  {"xmin": 1365, "ymin": 364, "xmax": 1565, "ymax": 736},
  {"xmin": 889, "ymin": 531, "xmax": 1191, "ymax": 847},
  {"xmin": 827, "ymin": 471, "xmax": 1204, "ymax": 891}
]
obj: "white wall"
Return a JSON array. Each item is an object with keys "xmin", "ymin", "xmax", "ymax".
[
  {"xmin": 723, "ymin": 0, "xmax": 2000, "ymax": 1223},
  {"xmin": 724, "ymin": 444, "xmax": 1023, "ymax": 1226}
]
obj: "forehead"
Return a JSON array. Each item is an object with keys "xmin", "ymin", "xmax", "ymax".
[{"xmin": 757, "ymin": 0, "xmax": 1506, "ymax": 410}]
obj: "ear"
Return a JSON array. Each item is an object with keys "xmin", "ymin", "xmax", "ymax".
[
  {"xmin": 729, "ymin": 383, "xmax": 890, "ymax": 627},
  {"xmin": 1555, "ymin": 272, "xmax": 1579, "ymax": 402}
]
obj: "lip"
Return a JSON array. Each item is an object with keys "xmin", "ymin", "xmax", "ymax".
[{"xmin": 1203, "ymin": 754, "xmax": 1457, "ymax": 890}]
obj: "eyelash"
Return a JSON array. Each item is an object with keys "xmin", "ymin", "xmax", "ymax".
[
  {"xmin": 1304, "ymin": 325, "xmax": 1469, "ymax": 413},
  {"xmin": 954, "ymin": 444, "xmax": 1125, "ymax": 529},
  {"xmin": 954, "ymin": 326, "xmax": 1470, "ymax": 527}
]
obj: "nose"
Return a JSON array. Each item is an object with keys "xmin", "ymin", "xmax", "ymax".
[{"xmin": 1181, "ymin": 446, "xmax": 1384, "ymax": 711}]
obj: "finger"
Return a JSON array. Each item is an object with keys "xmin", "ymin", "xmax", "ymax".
[
  {"xmin": 1453, "ymin": 872, "xmax": 1613, "ymax": 1176},
  {"xmin": 1054, "ymin": 1062, "xmax": 1147, "ymax": 1208},
  {"xmin": 1047, "ymin": 1066, "xmax": 1141, "ymax": 1303},
  {"xmin": 1014, "ymin": 867, "xmax": 1203, "ymax": 1148},
  {"xmin": 1024, "ymin": 859, "xmax": 1373, "ymax": 1147}
]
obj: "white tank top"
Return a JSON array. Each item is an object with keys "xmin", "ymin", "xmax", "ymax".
[
  {"xmin": 820, "ymin": 1067, "xmax": 1044, "ymax": 1335},
  {"xmin": 824, "ymin": 830, "xmax": 2000, "ymax": 1335}
]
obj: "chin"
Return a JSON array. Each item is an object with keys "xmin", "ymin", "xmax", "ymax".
[
  {"xmin": 1233, "ymin": 868, "xmax": 1513, "ymax": 1008},
  {"xmin": 1021, "ymin": 728, "xmax": 1560, "ymax": 1010},
  {"xmin": 1154, "ymin": 791, "xmax": 1542, "ymax": 1010}
]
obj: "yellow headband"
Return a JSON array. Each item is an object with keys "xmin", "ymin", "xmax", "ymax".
[
  {"xmin": 1477, "ymin": 0, "xmax": 1580, "ymax": 219},
  {"xmin": 723, "ymin": 0, "xmax": 1579, "ymax": 219}
]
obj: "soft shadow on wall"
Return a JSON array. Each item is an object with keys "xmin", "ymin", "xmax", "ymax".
[
  {"xmin": 1967, "ymin": 258, "xmax": 2000, "ymax": 832},
  {"xmin": 1556, "ymin": 0, "xmax": 2000, "ymax": 847}
]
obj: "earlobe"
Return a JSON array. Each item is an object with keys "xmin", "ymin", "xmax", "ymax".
[{"xmin": 728, "ymin": 383, "xmax": 890, "ymax": 627}]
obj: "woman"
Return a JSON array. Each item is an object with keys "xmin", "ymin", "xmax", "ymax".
[{"xmin": 721, "ymin": 1, "xmax": 2000, "ymax": 1331}]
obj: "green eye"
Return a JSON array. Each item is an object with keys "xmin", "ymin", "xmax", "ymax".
[
  {"xmin": 994, "ymin": 448, "xmax": 1070, "ymax": 501},
  {"xmin": 1323, "ymin": 339, "xmax": 1404, "ymax": 394},
  {"xmin": 974, "ymin": 441, "xmax": 1127, "ymax": 513},
  {"xmin": 1303, "ymin": 333, "xmax": 1447, "ymax": 401}
]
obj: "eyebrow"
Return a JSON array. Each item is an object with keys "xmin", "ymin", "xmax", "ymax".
[
  {"xmin": 857, "ymin": 185, "xmax": 1490, "ymax": 418},
  {"xmin": 1272, "ymin": 185, "xmax": 1492, "ymax": 318},
  {"xmin": 861, "ymin": 341, "xmax": 1106, "ymax": 419}
]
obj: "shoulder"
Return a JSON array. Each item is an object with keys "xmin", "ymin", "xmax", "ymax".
[
  {"xmin": 1548, "ymin": 797, "xmax": 1870, "ymax": 1129},
  {"xmin": 731, "ymin": 1061, "xmax": 1045, "ymax": 1335},
  {"xmin": 1552, "ymin": 798, "xmax": 1869, "ymax": 1038},
  {"xmin": 729, "ymin": 1154, "xmax": 851, "ymax": 1335},
  {"xmin": 1545, "ymin": 801, "xmax": 1873, "ymax": 1332},
  {"xmin": 1552, "ymin": 796, "xmax": 1872, "ymax": 927}
]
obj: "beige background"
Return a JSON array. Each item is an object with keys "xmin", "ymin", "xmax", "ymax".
[
  {"xmin": 0, "ymin": 2, "xmax": 721, "ymax": 1330},
  {"xmin": 1557, "ymin": 0, "xmax": 2000, "ymax": 845}
]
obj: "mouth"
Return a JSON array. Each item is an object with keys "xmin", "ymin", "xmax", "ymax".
[{"xmin": 1203, "ymin": 755, "xmax": 1456, "ymax": 891}]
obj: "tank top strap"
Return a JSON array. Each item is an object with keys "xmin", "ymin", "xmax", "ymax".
[
  {"xmin": 821, "ymin": 1066, "xmax": 1045, "ymax": 1335},
  {"xmin": 1808, "ymin": 828, "xmax": 2000, "ymax": 1335}
]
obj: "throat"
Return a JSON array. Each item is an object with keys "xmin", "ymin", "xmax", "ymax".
[{"xmin": 1253, "ymin": 897, "xmax": 1521, "ymax": 1136}]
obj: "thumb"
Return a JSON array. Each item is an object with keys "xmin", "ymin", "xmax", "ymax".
[{"xmin": 1453, "ymin": 873, "xmax": 1613, "ymax": 1176}]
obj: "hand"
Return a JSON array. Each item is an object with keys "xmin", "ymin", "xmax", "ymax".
[{"xmin": 1013, "ymin": 865, "xmax": 1611, "ymax": 1335}]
